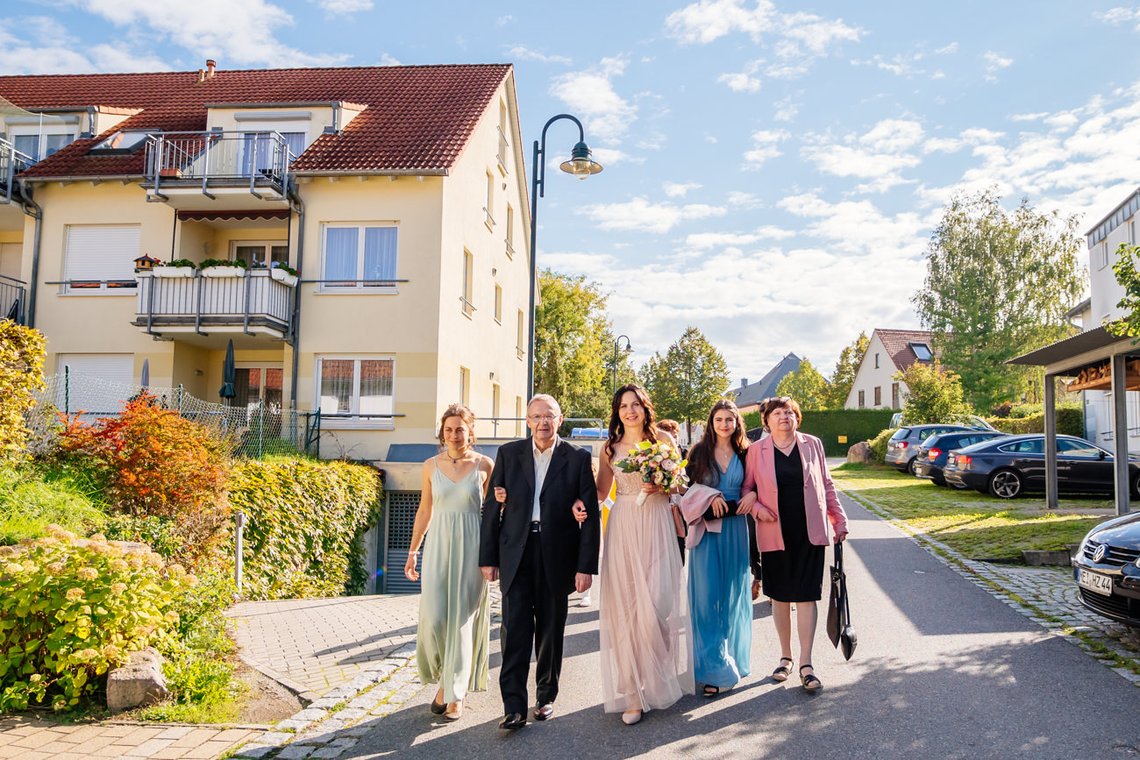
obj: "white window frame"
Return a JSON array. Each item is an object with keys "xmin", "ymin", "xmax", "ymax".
[
  {"xmin": 1100, "ymin": 241, "xmax": 1109, "ymax": 270},
  {"xmin": 7, "ymin": 123, "xmax": 78, "ymax": 162},
  {"xmin": 61, "ymin": 224, "xmax": 140, "ymax": 295},
  {"xmin": 461, "ymin": 250, "xmax": 475, "ymax": 317},
  {"xmin": 505, "ymin": 205, "xmax": 515, "ymax": 259},
  {"xmin": 319, "ymin": 223, "xmax": 399, "ymax": 293},
  {"xmin": 484, "ymin": 171, "xmax": 495, "ymax": 231},
  {"xmin": 460, "ymin": 366, "xmax": 471, "ymax": 405},
  {"xmin": 314, "ymin": 355, "xmax": 396, "ymax": 429},
  {"xmin": 230, "ymin": 240, "xmax": 288, "ymax": 268},
  {"xmin": 494, "ymin": 283, "xmax": 503, "ymax": 324},
  {"xmin": 516, "ymin": 309, "xmax": 525, "ymax": 360},
  {"xmin": 497, "ymin": 99, "xmax": 509, "ymax": 175}
]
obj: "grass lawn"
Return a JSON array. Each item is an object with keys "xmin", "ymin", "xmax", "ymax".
[{"xmin": 831, "ymin": 463, "xmax": 1117, "ymax": 562}]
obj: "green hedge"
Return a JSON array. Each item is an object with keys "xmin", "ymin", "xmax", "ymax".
[
  {"xmin": 799, "ymin": 409, "xmax": 898, "ymax": 456},
  {"xmin": 228, "ymin": 457, "xmax": 383, "ymax": 600},
  {"xmin": 986, "ymin": 408, "xmax": 1083, "ymax": 438}
]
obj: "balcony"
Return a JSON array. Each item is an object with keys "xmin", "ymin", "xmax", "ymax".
[
  {"xmin": 0, "ymin": 139, "xmax": 33, "ymax": 205},
  {"xmin": 143, "ymin": 131, "xmax": 294, "ymax": 210},
  {"xmin": 0, "ymin": 275, "xmax": 26, "ymax": 324},
  {"xmin": 133, "ymin": 268, "xmax": 294, "ymax": 345}
]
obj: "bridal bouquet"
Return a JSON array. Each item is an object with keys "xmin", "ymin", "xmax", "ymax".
[{"xmin": 618, "ymin": 440, "xmax": 689, "ymax": 505}]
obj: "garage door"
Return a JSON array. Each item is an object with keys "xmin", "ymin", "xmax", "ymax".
[{"xmin": 56, "ymin": 354, "xmax": 135, "ymax": 417}]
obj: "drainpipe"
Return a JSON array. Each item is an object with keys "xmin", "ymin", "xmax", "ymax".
[
  {"xmin": 288, "ymin": 189, "xmax": 305, "ymax": 412},
  {"xmin": 19, "ymin": 179, "xmax": 43, "ymax": 328}
]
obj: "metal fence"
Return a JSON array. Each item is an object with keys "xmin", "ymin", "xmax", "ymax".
[{"xmin": 27, "ymin": 370, "xmax": 315, "ymax": 458}]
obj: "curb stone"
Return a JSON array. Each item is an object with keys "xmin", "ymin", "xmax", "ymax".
[{"xmin": 839, "ymin": 485, "xmax": 1140, "ymax": 685}]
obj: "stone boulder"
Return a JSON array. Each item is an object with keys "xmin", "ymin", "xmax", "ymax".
[
  {"xmin": 846, "ymin": 441, "xmax": 874, "ymax": 464},
  {"xmin": 107, "ymin": 647, "xmax": 168, "ymax": 712}
]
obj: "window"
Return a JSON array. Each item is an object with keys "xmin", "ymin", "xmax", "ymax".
[
  {"xmin": 63, "ymin": 225, "xmax": 140, "ymax": 292},
  {"xmin": 321, "ymin": 225, "xmax": 397, "ymax": 289},
  {"xmin": 1000, "ymin": 439, "xmax": 1043, "ymax": 455},
  {"xmin": 891, "ymin": 382, "xmax": 900, "ymax": 408},
  {"xmin": 910, "ymin": 343, "xmax": 933, "ymax": 362},
  {"xmin": 316, "ymin": 357, "xmax": 394, "ymax": 426},
  {"xmin": 484, "ymin": 172, "xmax": 495, "ymax": 230},
  {"xmin": 234, "ymin": 366, "xmax": 284, "ymax": 411},
  {"xmin": 874, "ymin": 352, "xmax": 880, "ymax": 369},
  {"xmin": 516, "ymin": 310, "xmax": 525, "ymax": 359},
  {"xmin": 494, "ymin": 283, "xmax": 503, "ymax": 323},
  {"xmin": 857, "ymin": 390, "xmax": 865, "ymax": 409},
  {"xmin": 11, "ymin": 130, "xmax": 76, "ymax": 162},
  {"xmin": 233, "ymin": 242, "xmax": 288, "ymax": 268},
  {"xmin": 505, "ymin": 205, "xmax": 515, "ymax": 258},
  {"xmin": 1132, "ymin": 221, "xmax": 1137, "ymax": 246},
  {"xmin": 497, "ymin": 99, "xmax": 509, "ymax": 173},
  {"xmin": 1101, "ymin": 242, "xmax": 1109, "ymax": 269},
  {"xmin": 56, "ymin": 354, "xmax": 133, "ymax": 419},
  {"xmin": 240, "ymin": 131, "xmax": 305, "ymax": 174},
  {"xmin": 459, "ymin": 366, "xmax": 471, "ymax": 405},
  {"xmin": 1057, "ymin": 438, "xmax": 1103, "ymax": 458},
  {"xmin": 492, "ymin": 383, "xmax": 501, "ymax": 426},
  {"xmin": 462, "ymin": 250, "xmax": 475, "ymax": 317},
  {"xmin": 91, "ymin": 131, "xmax": 148, "ymax": 153},
  {"xmin": 515, "ymin": 396, "xmax": 523, "ymax": 437},
  {"xmin": 874, "ymin": 386, "xmax": 882, "ymax": 406}
]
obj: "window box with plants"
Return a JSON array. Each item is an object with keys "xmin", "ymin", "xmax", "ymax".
[
  {"xmin": 153, "ymin": 259, "xmax": 197, "ymax": 278},
  {"xmin": 200, "ymin": 258, "xmax": 248, "ymax": 278},
  {"xmin": 269, "ymin": 262, "xmax": 299, "ymax": 286}
]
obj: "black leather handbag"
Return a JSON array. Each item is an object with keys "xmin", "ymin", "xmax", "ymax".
[{"xmin": 826, "ymin": 542, "xmax": 857, "ymax": 661}]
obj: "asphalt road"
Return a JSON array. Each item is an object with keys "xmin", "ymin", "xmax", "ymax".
[{"xmin": 350, "ymin": 494, "xmax": 1140, "ymax": 759}]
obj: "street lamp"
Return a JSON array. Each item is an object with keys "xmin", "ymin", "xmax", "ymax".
[
  {"xmin": 612, "ymin": 334, "xmax": 632, "ymax": 393},
  {"xmin": 527, "ymin": 113, "xmax": 604, "ymax": 399}
]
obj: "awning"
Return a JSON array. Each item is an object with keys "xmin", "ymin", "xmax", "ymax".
[
  {"xmin": 1006, "ymin": 326, "xmax": 1136, "ymax": 371},
  {"xmin": 176, "ymin": 209, "xmax": 290, "ymax": 222}
]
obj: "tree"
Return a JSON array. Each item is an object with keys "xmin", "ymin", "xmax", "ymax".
[
  {"xmin": 534, "ymin": 270, "xmax": 632, "ymax": 419},
  {"xmin": 1107, "ymin": 243, "xmax": 1140, "ymax": 338},
  {"xmin": 825, "ymin": 332, "xmax": 869, "ymax": 409},
  {"xmin": 640, "ymin": 326, "xmax": 731, "ymax": 438},
  {"xmin": 912, "ymin": 189, "xmax": 1085, "ymax": 411},
  {"xmin": 775, "ymin": 358, "xmax": 829, "ymax": 410},
  {"xmin": 896, "ymin": 361, "xmax": 969, "ymax": 424}
]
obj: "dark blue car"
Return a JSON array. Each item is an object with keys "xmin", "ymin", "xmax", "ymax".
[{"xmin": 913, "ymin": 430, "xmax": 1009, "ymax": 486}]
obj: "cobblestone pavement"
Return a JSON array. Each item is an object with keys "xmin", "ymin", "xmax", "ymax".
[
  {"xmin": 226, "ymin": 595, "xmax": 422, "ymax": 701},
  {"xmin": 0, "ymin": 719, "xmax": 261, "ymax": 759}
]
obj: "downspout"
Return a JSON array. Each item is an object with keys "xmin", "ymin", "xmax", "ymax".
[
  {"xmin": 288, "ymin": 188, "xmax": 305, "ymax": 412},
  {"xmin": 19, "ymin": 179, "xmax": 43, "ymax": 328}
]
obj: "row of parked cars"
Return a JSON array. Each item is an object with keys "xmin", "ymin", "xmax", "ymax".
[{"xmin": 882, "ymin": 421, "xmax": 1140, "ymax": 629}]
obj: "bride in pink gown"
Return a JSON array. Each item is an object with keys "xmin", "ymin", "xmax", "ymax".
[{"xmin": 595, "ymin": 384, "xmax": 694, "ymax": 725}]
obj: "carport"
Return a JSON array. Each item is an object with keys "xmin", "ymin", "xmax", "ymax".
[{"xmin": 1010, "ymin": 326, "xmax": 1136, "ymax": 515}]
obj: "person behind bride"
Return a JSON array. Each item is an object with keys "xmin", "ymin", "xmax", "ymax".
[
  {"xmin": 404, "ymin": 403, "xmax": 493, "ymax": 721},
  {"xmin": 595, "ymin": 384, "xmax": 694, "ymax": 725},
  {"xmin": 678, "ymin": 399, "xmax": 752, "ymax": 697},
  {"xmin": 740, "ymin": 396, "xmax": 848, "ymax": 693}
]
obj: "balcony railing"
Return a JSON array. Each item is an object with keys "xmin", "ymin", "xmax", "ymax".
[
  {"xmin": 0, "ymin": 138, "xmax": 33, "ymax": 205},
  {"xmin": 144, "ymin": 131, "xmax": 294, "ymax": 199},
  {"xmin": 0, "ymin": 275, "xmax": 27, "ymax": 324},
  {"xmin": 134, "ymin": 269, "xmax": 294, "ymax": 338}
]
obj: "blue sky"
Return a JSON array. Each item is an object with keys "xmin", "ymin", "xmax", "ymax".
[{"xmin": 6, "ymin": 0, "xmax": 1140, "ymax": 386}]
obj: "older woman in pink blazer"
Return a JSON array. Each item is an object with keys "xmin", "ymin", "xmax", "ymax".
[{"xmin": 740, "ymin": 396, "xmax": 848, "ymax": 693}]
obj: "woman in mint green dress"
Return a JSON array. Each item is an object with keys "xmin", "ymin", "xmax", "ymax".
[{"xmin": 405, "ymin": 403, "xmax": 492, "ymax": 721}]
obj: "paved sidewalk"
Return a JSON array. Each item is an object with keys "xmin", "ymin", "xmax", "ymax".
[{"xmin": 0, "ymin": 720, "xmax": 261, "ymax": 759}]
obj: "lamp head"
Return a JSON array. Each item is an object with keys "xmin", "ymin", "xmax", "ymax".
[{"xmin": 560, "ymin": 141, "xmax": 603, "ymax": 180}]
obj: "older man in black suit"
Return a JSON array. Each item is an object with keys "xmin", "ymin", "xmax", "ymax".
[{"xmin": 479, "ymin": 394, "xmax": 600, "ymax": 730}]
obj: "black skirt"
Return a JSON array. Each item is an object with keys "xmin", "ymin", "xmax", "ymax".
[{"xmin": 760, "ymin": 444, "xmax": 825, "ymax": 603}]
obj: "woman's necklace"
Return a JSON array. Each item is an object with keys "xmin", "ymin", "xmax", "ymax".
[
  {"xmin": 715, "ymin": 446, "xmax": 733, "ymax": 467},
  {"xmin": 773, "ymin": 437, "xmax": 796, "ymax": 453},
  {"xmin": 444, "ymin": 448, "xmax": 469, "ymax": 464}
]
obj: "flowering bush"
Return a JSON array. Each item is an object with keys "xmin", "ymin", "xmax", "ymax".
[
  {"xmin": 617, "ymin": 440, "xmax": 689, "ymax": 505},
  {"xmin": 0, "ymin": 322, "xmax": 46, "ymax": 461},
  {"xmin": 0, "ymin": 525, "xmax": 192, "ymax": 711},
  {"xmin": 56, "ymin": 393, "xmax": 230, "ymax": 568}
]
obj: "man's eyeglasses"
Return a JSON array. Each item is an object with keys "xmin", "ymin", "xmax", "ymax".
[{"xmin": 528, "ymin": 414, "xmax": 558, "ymax": 423}]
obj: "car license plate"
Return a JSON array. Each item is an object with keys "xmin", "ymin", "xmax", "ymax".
[{"xmin": 1078, "ymin": 569, "xmax": 1113, "ymax": 596}]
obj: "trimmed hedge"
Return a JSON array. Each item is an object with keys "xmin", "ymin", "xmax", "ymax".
[
  {"xmin": 228, "ymin": 457, "xmax": 382, "ymax": 600},
  {"xmin": 799, "ymin": 409, "xmax": 897, "ymax": 456},
  {"xmin": 986, "ymin": 408, "xmax": 1083, "ymax": 438}
]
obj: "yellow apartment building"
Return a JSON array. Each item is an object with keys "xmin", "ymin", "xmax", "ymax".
[{"xmin": 0, "ymin": 62, "xmax": 532, "ymax": 461}]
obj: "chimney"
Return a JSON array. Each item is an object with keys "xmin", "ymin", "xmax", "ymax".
[{"xmin": 205, "ymin": 59, "xmax": 217, "ymax": 79}]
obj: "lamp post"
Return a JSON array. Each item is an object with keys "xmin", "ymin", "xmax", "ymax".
[
  {"xmin": 527, "ymin": 113, "xmax": 603, "ymax": 399},
  {"xmin": 612, "ymin": 334, "xmax": 632, "ymax": 394}
]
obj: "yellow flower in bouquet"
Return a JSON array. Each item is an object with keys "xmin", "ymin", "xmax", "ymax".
[{"xmin": 618, "ymin": 439, "xmax": 689, "ymax": 505}]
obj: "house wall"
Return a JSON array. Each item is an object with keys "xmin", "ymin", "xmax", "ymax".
[
  {"xmin": 1090, "ymin": 211, "xmax": 1138, "ymax": 326},
  {"xmin": 845, "ymin": 333, "xmax": 906, "ymax": 409}
]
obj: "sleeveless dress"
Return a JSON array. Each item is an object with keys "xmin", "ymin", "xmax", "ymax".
[
  {"xmin": 760, "ymin": 445, "xmax": 825, "ymax": 603},
  {"xmin": 688, "ymin": 456, "xmax": 752, "ymax": 689},
  {"xmin": 598, "ymin": 452, "xmax": 695, "ymax": 713},
  {"xmin": 415, "ymin": 465, "xmax": 491, "ymax": 703}
]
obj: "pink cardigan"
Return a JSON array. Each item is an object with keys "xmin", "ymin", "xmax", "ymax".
[{"xmin": 741, "ymin": 432, "xmax": 848, "ymax": 552}]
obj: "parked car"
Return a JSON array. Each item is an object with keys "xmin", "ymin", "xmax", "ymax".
[
  {"xmin": 889, "ymin": 412, "xmax": 996, "ymax": 431},
  {"xmin": 885, "ymin": 424, "xmax": 974, "ymax": 475},
  {"xmin": 913, "ymin": 430, "xmax": 1010, "ymax": 486},
  {"xmin": 942, "ymin": 433, "xmax": 1140, "ymax": 499},
  {"xmin": 1073, "ymin": 512, "xmax": 1140, "ymax": 627}
]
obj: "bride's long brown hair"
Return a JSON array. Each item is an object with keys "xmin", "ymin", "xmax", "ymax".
[{"xmin": 604, "ymin": 384, "xmax": 658, "ymax": 459}]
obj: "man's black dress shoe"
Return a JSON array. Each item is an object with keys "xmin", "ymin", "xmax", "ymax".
[
  {"xmin": 499, "ymin": 713, "xmax": 527, "ymax": 730},
  {"xmin": 533, "ymin": 703, "xmax": 554, "ymax": 721}
]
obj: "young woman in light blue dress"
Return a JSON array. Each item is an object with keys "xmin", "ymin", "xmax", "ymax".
[
  {"xmin": 404, "ymin": 403, "xmax": 492, "ymax": 721},
  {"xmin": 684, "ymin": 399, "xmax": 752, "ymax": 696}
]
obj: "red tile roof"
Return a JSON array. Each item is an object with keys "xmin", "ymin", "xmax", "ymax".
[
  {"xmin": 873, "ymin": 328, "xmax": 937, "ymax": 372},
  {"xmin": 0, "ymin": 64, "xmax": 511, "ymax": 178}
]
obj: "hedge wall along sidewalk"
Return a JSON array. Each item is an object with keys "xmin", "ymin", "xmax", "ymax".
[
  {"xmin": 228, "ymin": 458, "xmax": 382, "ymax": 600},
  {"xmin": 800, "ymin": 409, "xmax": 897, "ymax": 456}
]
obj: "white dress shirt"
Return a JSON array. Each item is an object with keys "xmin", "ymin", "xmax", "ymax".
[{"xmin": 531, "ymin": 436, "xmax": 560, "ymax": 522}]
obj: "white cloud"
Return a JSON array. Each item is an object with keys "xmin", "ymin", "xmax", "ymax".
[
  {"xmin": 578, "ymin": 197, "xmax": 727, "ymax": 234},
  {"xmin": 496, "ymin": 14, "xmax": 513, "ymax": 26},
  {"xmin": 780, "ymin": 11, "xmax": 861, "ymax": 54},
  {"xmin": 800, "ymin": 119, "xmax": 924, "ymax": 190},
  {"xmin": 73, "ymin": 0, "xmax": 346, "ymax": 67},
  {"xmin": 726, "ymin": 190, "xmax": 762, "ymax": 207},
  {"xmin": 718, "ymin": 71, "xmax": 761, "ymax": 92},
  {"xmin": 983, "ymin": 50, "xmax": 1013, "ymax": 82},
  {"xmin": 314, "ymin": 0, "xmax": 372, "ymax": 14},
  {"xmin": 378, "ymin": 52, "xmax": 401, "ymax": 66},
  {"xmin": 773, "ymin": 96, "xmax": 798, "ymax": 123},
  {"xmin": 1096, "ymin": 7, "xmax": 1140, "ymax": 29},
  {"xmin": 506, "ymin": 45, "xmax": 571, "ymax": 65},
  {"xmin": 664, "ymin": 0, "xmax": 778, "ymax": 44},
  {"xmin": 935, "ymin": 42, "xmax": 959, "ymax": 55},
  {"xmin": 861, "ymin": 119, "xmax": 924, "ymax": 152},
  {"xmin": 0, "ymin": 15, "xmax": 171, "ymax": 73},
  {"xmin": 922, "ymin": 127, "xmax": 1004, "ymax": 154},
  {"xmin": 664, "ymin": 181, "xmax": 702, "ymax": 198},
  {"xmin": 685, "ymin": 226, "xmax": 794, "ymax": 248},
  {"xmin": 743, "ymin": 129, "xmax": 788, "ymax": 167},
  {"xmin": 550, "ymin": 56, "xmax": 637, "ymax": 143}
]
